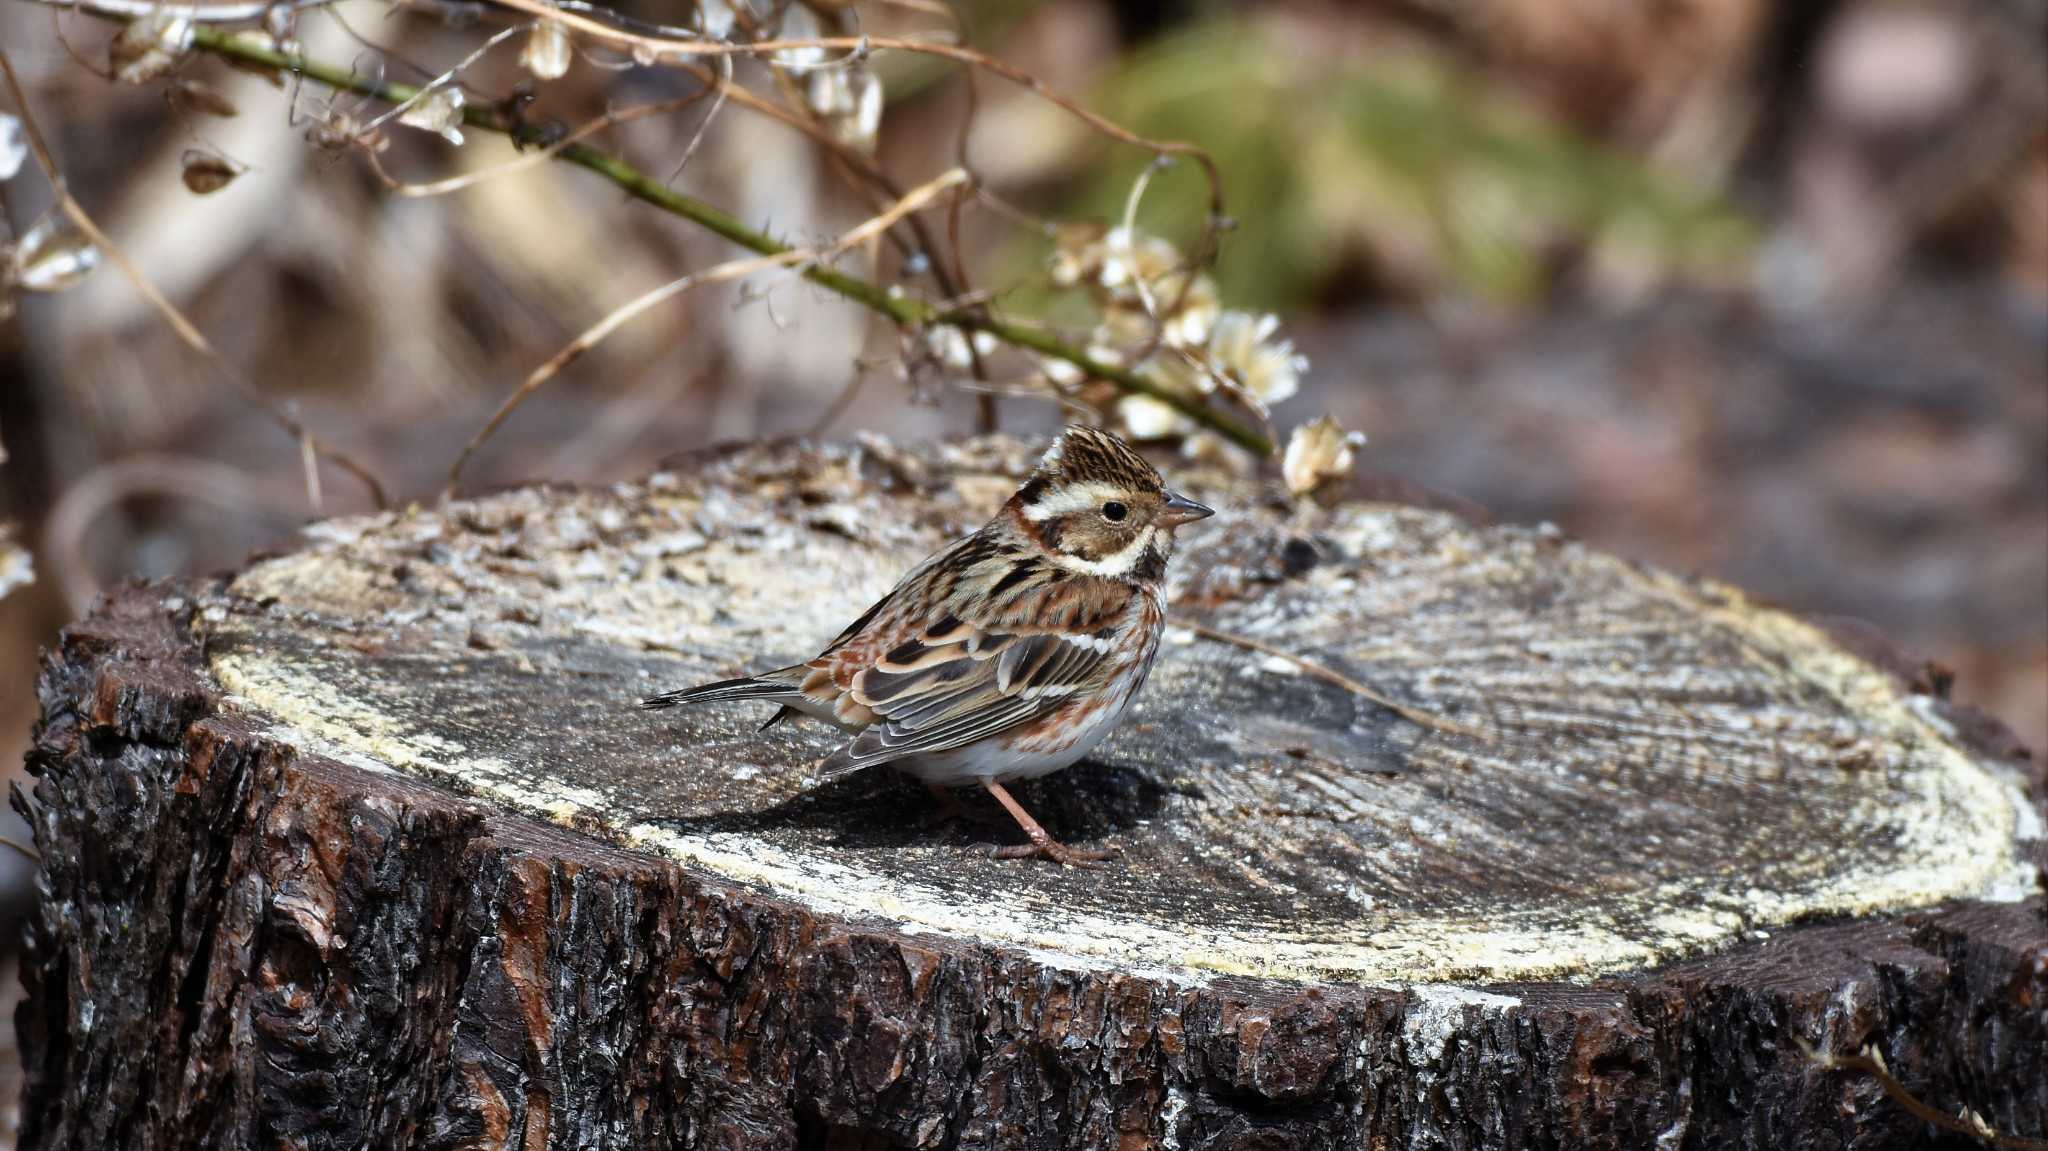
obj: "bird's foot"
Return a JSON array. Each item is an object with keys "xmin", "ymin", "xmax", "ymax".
[{"xmin": 991, "ymin": 838, "xmax": 1118, "ymax": 868}]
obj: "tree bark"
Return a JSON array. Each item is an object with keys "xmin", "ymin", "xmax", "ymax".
[{"xmin": 17, "ymin": 436, "xmax": 2045, "ymax": 1150}]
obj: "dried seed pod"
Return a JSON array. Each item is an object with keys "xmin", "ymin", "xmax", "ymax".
[
  {"xmin": 180, "ymin": 150, "xmax": 242, "ymax": 195},
  {"xmin": 399, "ymin": 88, "xmax": 467, "ymax": 146},
  {"xmin": 111, "ymin": 9, "xmax": 196, "ymax": 85},
  {"xmin": 521, "ymin": 19, "xmax": 572, "ymax": 81},
  {"xmin": 12, "ymin": 211, "xmax": 100, "ymax": 294}
]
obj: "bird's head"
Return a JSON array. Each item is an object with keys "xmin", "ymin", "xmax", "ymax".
[{"xmin": 1009, "ymin": 426, "xmax": 1213, "ymax": 581}]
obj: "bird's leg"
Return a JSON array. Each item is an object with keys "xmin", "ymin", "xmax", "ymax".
[{"xmin": 981, "ymin": 780, "xmax": 1115, "ymax": 867}]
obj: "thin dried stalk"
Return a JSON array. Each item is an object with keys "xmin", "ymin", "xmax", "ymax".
[
  {"xmin": 1184, "ymin": 621, "xmax": 1493, "ymax": 743},
  {"xmin": 0, "ymin": 46, "xmax": 387, "ymax": 509},
  {"xmin": 445, "ymin": 168, "xmax": 972, "ymax": 496},
  {"xmin": 1793, "ymin": 1038, "xmax": 2047, "ymax": 1151}
]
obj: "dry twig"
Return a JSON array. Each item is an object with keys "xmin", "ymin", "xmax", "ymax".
[
  {"xmin": 445, "ymin": 167, "xmax": 972, "ymax": 495},
  {"xmin": 1793, "ymin": 1038, "xmax": 2047, "ymax": 1151},
  {"xmin": 1184, "ymin": 621, "xmax": 1494, "ymax": 743},
  {"xmin": 0, "ymin": 46, "xmax": 388, "ymax": 510}
]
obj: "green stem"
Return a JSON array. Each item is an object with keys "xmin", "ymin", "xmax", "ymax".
[{"xmin": 187, "ymin": 25, "xmax": 1274, "ymax": 454}]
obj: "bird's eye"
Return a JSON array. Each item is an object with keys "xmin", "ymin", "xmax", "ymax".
[{"xmin": 1102, "ymin": 501, "xmax": 1128, "ymax": 522}]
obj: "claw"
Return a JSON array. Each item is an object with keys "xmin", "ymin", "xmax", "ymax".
[
  {"xmin": 980, "ymin": 779, "xmax": 1117, "ymax": 867},
  {"xmin": 990, "ymin": 840, "xmax": 1117, "ymax": 868}
]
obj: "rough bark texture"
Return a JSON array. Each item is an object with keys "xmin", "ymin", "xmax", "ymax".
[{"xmin": 16, "ymin": 436, "xmax": 2046, "ymax": 1150}]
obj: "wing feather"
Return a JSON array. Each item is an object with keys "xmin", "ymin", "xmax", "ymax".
[
  {"xmin": 804, "ymin": 533, "xmax": 1141, "ymax": 778},
  {"xmin": 822, "ymin": 622, "xmax": 1124, "ymax": 777}
]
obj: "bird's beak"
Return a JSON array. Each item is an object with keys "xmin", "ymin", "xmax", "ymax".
[{"xmin": 1160, "ymin": 491, "xmax": 1215, "ymax": 527}]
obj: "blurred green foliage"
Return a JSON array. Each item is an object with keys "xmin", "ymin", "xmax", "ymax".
[{"xmin": 1057, "ymin": 23, "xmax": 1754, "ymax": 309}]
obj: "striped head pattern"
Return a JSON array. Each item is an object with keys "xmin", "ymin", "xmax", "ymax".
[{"xmin": 1009, "ymin": 426, "xmax": 1214, "ymax": 582}]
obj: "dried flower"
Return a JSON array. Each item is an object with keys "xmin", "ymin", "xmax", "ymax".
[
  {"xmin": 1282, "ymin": 416, "xmax": 1367, "ymax": 498},
  {"xmin": 180, "ymin": 150, "xmax": 242, "ymax": 195},
  {"xmin": 11, "ymin": 211, "xmax": 100, "ymax": 293},
  {"xmin": 1057, "ymin": 225, "xmax": 1220, "ymax": 351},
  {"xmin": 807, "ymin": 63, "xmax": 883, "ymax": 152},
  {"xmin": 111, "ymin": 8, "xmax": 195, "ymax": 85},
  {"xmin": 1049, "ymin": 223, "xmax": 1106, "ymax": 287},
  {"xmin": 1100, "ymin": 272, "xmax": 1219, "ymax": 349},
  {"xmin": 926, "ymin": 325, "xmax": 997, "ymax": 371},
  {"xmin": 773, "ymin": 3, "xmax": 829, "ymax": 68},
  {"xmin": 0, "ymin": 114, "xmax": 25, "ymax": 183},
  {"xmin": 399, "ymin": 87, "xmax": 466, "ymax": 146},
  {"xmin": 1097, "ymin": 228, "xmax": 1178, "ymax": 292},
  {"xmin": 1203, "ymin": 310, "xmax": 1304, "ymax": 408},
  {"xmin": 522, "ymin": 19, "xmax": 573, "ymax": 81}
]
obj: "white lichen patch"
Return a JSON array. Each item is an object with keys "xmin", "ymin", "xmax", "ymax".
[
  {"xmin": 1399, "ymin": 985, "xmax": 1523, "ymax": 1066},
  {"xmin": 201, "ymin": 441, "xmax": 2042, "ymax": 986}
]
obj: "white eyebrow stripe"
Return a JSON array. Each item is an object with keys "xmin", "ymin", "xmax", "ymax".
[{"xmin": 1021, "ymin": 481, "xmax": 1130, "ymax": 522}]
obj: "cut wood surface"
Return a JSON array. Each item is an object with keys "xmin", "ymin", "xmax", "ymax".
[{"xmin": 18, "ymin": 435, "xmax": 2045, "ymax": 1150}]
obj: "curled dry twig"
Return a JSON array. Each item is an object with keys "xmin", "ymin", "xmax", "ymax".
[
  {"xmin": 1792, "ymin": 1038, "xmax": 2047, "ymax": 1151},
  {"xmin": 444, "ymin": 167, "xmax": 973, "ymax": 497},
  {"xmin": 42, "ymin": 453, "xmax": 309, "ymax": 615},
  {"xmin": 0, "ymin": 45, "xmax": 388, "ymax": 510},
  {"xmin": 1183, "ymin": 621, "xmax": 1495, "ymax": 744}
]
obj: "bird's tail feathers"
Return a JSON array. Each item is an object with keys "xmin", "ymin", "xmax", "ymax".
[{"xmin": 639, "ymin": 671, "xmax": 801, "ymax": 711}]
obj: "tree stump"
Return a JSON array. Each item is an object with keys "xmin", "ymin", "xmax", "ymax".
[{"xmin": 17, "ymin": 435, "xmax": 2044, "ymax": 1150}]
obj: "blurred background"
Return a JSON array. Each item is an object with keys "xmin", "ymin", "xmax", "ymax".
[{"xmin": 0, "ymin": 0, "xmax": 2043, "ymax": 1136}]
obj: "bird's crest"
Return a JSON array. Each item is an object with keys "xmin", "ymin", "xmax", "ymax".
[{"xmin": 1028, "ymin": 426, "xmax": 1161, "ymax": 497}]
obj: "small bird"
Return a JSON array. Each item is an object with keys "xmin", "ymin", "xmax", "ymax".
[{"xmin": 642, "ymin": 426, "xmax": 1214, "ymax": 866}]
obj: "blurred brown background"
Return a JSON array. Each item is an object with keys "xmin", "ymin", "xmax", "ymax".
[{"xmin": 0, "ymin": 0, "xmax": 2044, "ymax": 1137}]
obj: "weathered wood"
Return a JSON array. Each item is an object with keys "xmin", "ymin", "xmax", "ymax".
[{"xmin": 17, "ymin": 435, "xmax": 2045, "ymax": 1150}]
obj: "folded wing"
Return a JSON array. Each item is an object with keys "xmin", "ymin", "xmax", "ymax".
[{"xmin": 816, "ymin": 620, "xmax": 1121, "ymax": 779}]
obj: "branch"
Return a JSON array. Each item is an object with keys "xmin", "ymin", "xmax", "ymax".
[
  {"xmin": 1183, "ymin": 622, "xmax": 1494, "ymax": 744},
  {"xmin": 15, "ymin": 0, "xmax": 1274, "ymax": 455}
]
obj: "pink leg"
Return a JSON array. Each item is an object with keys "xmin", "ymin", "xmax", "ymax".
[{"xmin": 981, "ymin": 780, "xmax": 1115, "ymax": 867}]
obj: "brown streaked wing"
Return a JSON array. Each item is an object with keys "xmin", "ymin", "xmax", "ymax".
[{"xmin": 816, "ymin": 585, "xmax": 1135, "ymax": 776}]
